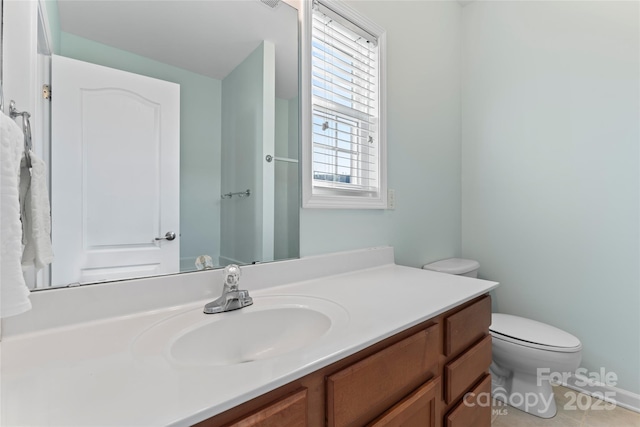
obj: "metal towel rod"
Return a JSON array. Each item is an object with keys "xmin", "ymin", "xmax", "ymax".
[
  {"xmin": 221, "ymin": 189, "xmax": 251, "ymax": 199},
  {"xmin": 9, "ymin": 100, "xmax": 33, "ymax": 169}
]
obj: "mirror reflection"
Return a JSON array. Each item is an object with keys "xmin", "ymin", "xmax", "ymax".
[{"xmin": 38, "ymin": 0, "xmax": 300, "ymax": 289}]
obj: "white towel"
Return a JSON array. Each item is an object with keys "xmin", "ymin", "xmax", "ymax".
[
  {"xmin": 1, "ymin": 112, "xmax": 31, "ymax": 318},
  {"xmin": 20, "ymin": 150, "xmax": 54, "ymax": 270}
]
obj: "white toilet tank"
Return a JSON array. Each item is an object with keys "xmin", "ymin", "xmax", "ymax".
[{"xmin": 422, "ymin": 258, "xmax": 480, "ymax": 278}]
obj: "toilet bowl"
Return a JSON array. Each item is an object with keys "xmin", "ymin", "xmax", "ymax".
[
  {"xmin": 489, "ymin": 313, "xmax": 582, "ymax": 418},
  {"xmin": 422, "ymin": 258, "xmax": 583, "ymax": 419}
]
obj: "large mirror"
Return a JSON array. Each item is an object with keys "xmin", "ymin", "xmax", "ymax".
[{"xmin": 35, "ymin": 0, "xmax": 300, "ymax": 289}]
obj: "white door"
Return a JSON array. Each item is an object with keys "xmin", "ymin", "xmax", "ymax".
[{"xmin": 51, "ymin": 55, "xmax": 180, "ymax": 286}]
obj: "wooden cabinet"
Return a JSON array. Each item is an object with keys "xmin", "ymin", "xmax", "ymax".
[
  {"xmin": 368, "ymin": 377, "xmax": 441, "ymax": 427},
  {"xmin": 445, "ymin": 375, "xmax": 491, "ymax": 427},
  {"xmin": 444, "ymin": 296, "xmax": 491, "ymax": 357},
  {"xmin": 326, "ymin": 325, "xmax": 439, "ymax": 427},
  {"xmin": 198, "ymin": 295, "xmax": 492, "ymax": 427},
  {"xmin": 445, "ymin": 335, "xmax": 492, "ymax": 404},
  {"xmin": 443, "ymin": 296, "xmax": 493, "ymax": 427},
  {"xmin": 225, "ymin": 389, "xmax": 308, "ymax": 427}
]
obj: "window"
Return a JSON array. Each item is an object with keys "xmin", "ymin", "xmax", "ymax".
[{"xmin": 302, "ymin": 0, "xmax": 387, "ymax": 209}]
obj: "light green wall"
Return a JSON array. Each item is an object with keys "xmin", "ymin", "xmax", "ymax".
[
  {"xmin": 274, "ymin": 97, "xmax": 300, "ymax": 260},
  {"xmin": 275, "ymin": 98, "xmax": 289, "ymax": 158},
  {"xmin": 461, "ymin": 1, "xmax": 640, "ymax": 393},
  {"xmin": 59, "ymin": 32, "xmax": 222, "ymax": 268},
  {"xmin": 42, "ymin": 0, "xmax": 61, "ymax": 54},
  {"xmin": 301, "ymin": 0, "xmax": 640, "ymax": 397},
  {"xmin": 300, "ymin": 0, "xmax": 463, "ymax": 268},
  {"xmin": 220, "ymin": 41, "xmax": 274, "ymax": 264}
]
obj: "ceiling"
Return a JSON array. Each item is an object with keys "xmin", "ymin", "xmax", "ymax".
[{"xmin": 56, "ymin": 0, "xmax": 299, "ymax": 99}]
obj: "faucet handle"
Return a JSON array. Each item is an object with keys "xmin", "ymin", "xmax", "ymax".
[
  {"xmin": 237, "ymin": 290, "xmax": 253, "ymax": 306},
  {"xmin": 224, "ymin": 264, "xmax": 242, "ymax": 289}
]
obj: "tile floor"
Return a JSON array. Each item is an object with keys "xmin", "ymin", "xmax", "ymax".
[{"xmin": 491, "ymin": 385, "xmax": 640, "ymax": 426}]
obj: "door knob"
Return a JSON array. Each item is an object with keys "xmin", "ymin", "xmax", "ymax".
[{"xmin": 155, "ymin": 231, "xmax": 176, "ymax": 241}]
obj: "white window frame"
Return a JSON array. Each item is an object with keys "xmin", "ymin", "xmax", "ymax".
[{"xmin": 301, "ymin": 0, "xmax": 387, "ymax": 209}]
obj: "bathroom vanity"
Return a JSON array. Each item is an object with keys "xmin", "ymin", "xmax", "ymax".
[
  {"xmin": 199, "ymin": 295, "xmax": 492, "ymax": 427},
  {"xmin": 0, "ymin": 247, "xmax": 498, "ymax": 426}
]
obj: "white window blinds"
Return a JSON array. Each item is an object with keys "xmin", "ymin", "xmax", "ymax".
[{"xmin": 311, "ymin": 1, "xmax": 381, "ymax": 195}]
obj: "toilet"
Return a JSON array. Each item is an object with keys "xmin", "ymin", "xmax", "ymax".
[{"xmin": 422, "ymin": 258, "xmax": 582, "ymax": 419}]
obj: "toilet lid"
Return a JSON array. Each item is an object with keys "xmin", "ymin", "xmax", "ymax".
[
  {"xmin": 422, "ymin": 258, "xmax": 480, "ymax": 275},
  {"xmin": 490, "ymin": 313, "xmax": 581, "ymax": 352}
]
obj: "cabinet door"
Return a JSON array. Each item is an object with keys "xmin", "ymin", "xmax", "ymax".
[
  {"xmin": 445, "ymin": 335, "xmax": 492, "ymax": 404},
  {"xmin": 367, "ymin": 377, "xmax": 441, "ymax": 427},
  {"xmin": 326, "ymin": 324, "xmax": 439, "ymax": 427},
  {"xmin": 226, "ymin": 388, "xmax": 307, "ymax": 427},
  {"xmin": 444, "ymin": 296, "xmax": 491, "ymax": 357},
  {"xmin": 445, "ymin": 375, "xmax": 491, "ymax": 427}
]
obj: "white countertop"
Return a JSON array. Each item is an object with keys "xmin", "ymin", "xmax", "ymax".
[{"xmin": 1, "ymin": 250, "xmax": 498, "ymax": 426}]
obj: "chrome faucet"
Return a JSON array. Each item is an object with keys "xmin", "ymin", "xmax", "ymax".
[{"xmin": 204, "ymin": 264, "xmax": 253, "ymax": 314}]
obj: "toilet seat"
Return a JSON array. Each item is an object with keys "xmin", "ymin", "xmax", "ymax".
[{"xmin": 490, "ymin": 313, "xmax": 582, "ymax": 353}]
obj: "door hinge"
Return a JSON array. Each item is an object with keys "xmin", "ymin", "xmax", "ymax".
[{"xmin": 42, "ymin": 84, "xmax": 51, "ymax": 100}]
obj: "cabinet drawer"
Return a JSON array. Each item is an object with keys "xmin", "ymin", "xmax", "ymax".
[
  {"xmin": 367, "ymin": 377, "xmax": 441, "ymax": 427},
  {"xmin": 226, "ymin": 388, "xmax": 307, "ymax": 427},
  {"xmin": 444, "ymin": 335, "xmax": 492, "ymax": 404},
  {"xmin": 326, "ymin": 324, "xmax": 439, "ymax": 427},
  {"xmin": 445, "ymin": 374, "xmax": 491, "ymax": 427},
  {"xmin": 444, "ymin": 296, "xmax": 491, "ymax": 357}
]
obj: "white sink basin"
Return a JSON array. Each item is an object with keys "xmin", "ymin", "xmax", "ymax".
[{"xmin": 132, "ymin": 295, "xmax": 349, "ymax": 367}]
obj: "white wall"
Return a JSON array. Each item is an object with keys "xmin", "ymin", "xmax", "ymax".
[
  {"xmin": 2, "ymin": 0, "xmax": 38, "ymax": 127},
  {"xmin": 300, "ymin": 0, "xmax": 463, "ymax": 268},
  {"xmin": 461, "ymin": 1, "xmax": 640, "ymax": 394}
]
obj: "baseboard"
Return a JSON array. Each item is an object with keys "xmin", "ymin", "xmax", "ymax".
[{"xmin": 557, "ymin": 372, "xmax": 640, "ymax": 414}]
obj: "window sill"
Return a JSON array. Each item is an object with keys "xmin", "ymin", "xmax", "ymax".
[{"xmin": 302, "ymin": 191, "xmax": 387, "ymax": 209}]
